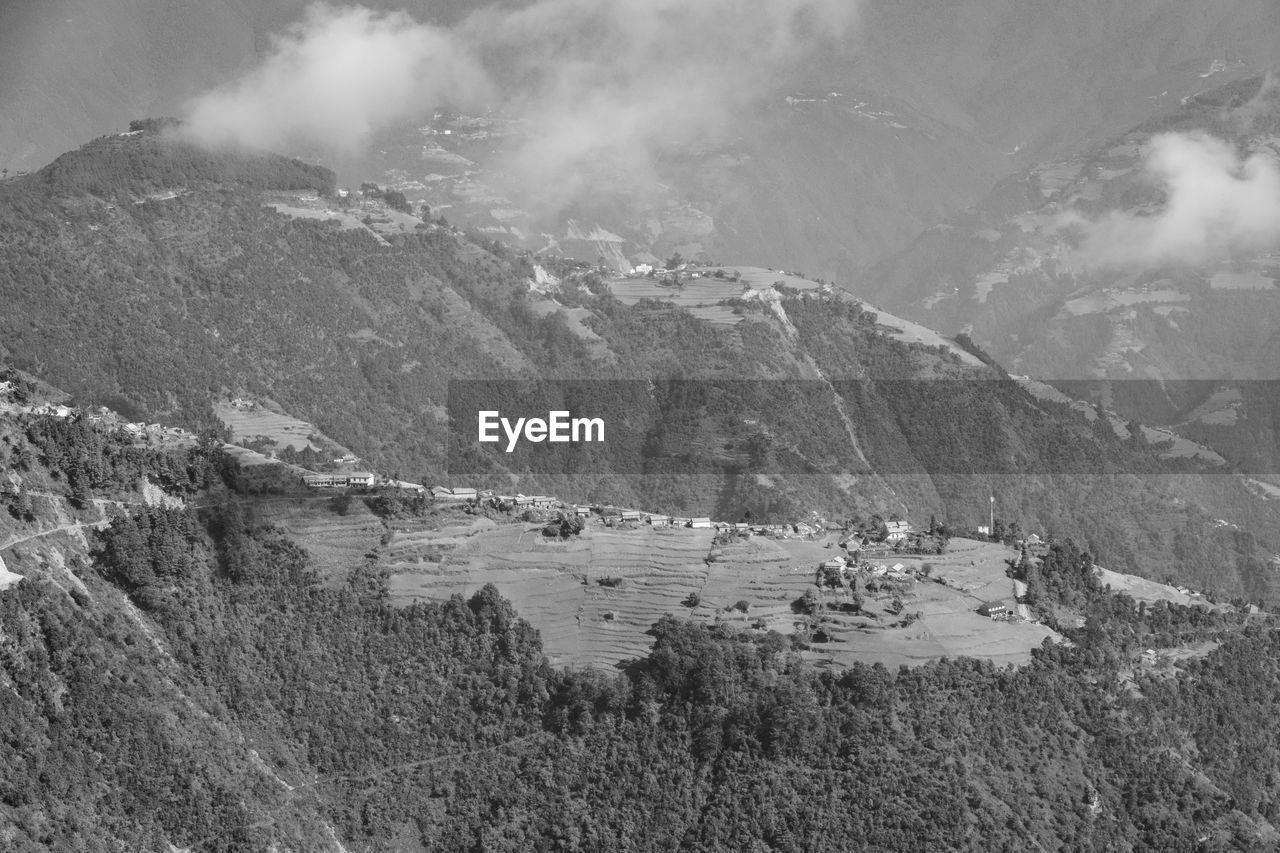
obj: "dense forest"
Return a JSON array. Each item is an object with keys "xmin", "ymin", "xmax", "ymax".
[
  {"xmin": 5, "ymin": 73, "xmax": 1280, "ymax": 853},
  {"xmin": 2, "ymin": 419, "xmax": 1280, "ymax": 851}
]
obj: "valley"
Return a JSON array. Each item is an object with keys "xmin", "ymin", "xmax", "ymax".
[{"xmin": 6, "ymin": 4, "xmax": 1280, "ymax": 842}]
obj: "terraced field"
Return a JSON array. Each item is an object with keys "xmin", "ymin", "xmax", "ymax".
[
  {"xmin": 697, "ymin": 536, "xmax": 805, "ymax": 619},
  {"xmin": 1095, "ymin": 565, "xmax": 1223, "ymax": 610},
  {"xmin": 605, "ymin": 267, "xmax": 981, "ymax": 363},
  {"xmin": 384, "ymin": 516, "xmax": 1061, "ymax": 670},
  {"xmin": 608, "ymin": 276, "xmax": 747, "ymax": 307},
  {"xmin": 723, "ymin": 267, "xmax": 823, "ymax": 292},
  {"xmin": 387, "ymin": 521, "xmax": 715, "ymax": 667},
  {"xmin": 214, "ymin": 400, "xmax": 342, "ymax": 454},
  {"xmin": 686, "ymin": 305, "xmax": 744, "ymax": 327}
]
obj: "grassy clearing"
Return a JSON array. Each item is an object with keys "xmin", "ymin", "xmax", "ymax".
[
  {"xmin": 385, "ymin": 521, "xmax": 1061, "ymax": 670},
  {"xmin": 686, "ymin": 305, "xmax": 743, "ymax": 327},
  {"xmin": 608, "ymin": 277, "xmax": 747, "ymax": 306},
  {"xmin": 214, "ymin": 400, "xmax": 339, "ymax": 454},
  {"xmin": 388, "ymin": 524, "xmax": 714, "ymax": 668},
  {"xmin": 706, "ymin": 267, "xmax": 823, "ymax": 291},
  {"xmin": 267, "ymin": 203, "xmax": 366, "ymax": 231},
  {"xmin": 1095, "ymin": 566, "xmax": 1220, "ymax": 609}
]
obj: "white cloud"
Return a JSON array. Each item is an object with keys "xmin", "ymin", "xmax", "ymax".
[
  {"xmin": 1067, "ymin": 131, "xmax": 1280, "ymax": 269},
  {"xmin": 183, "ymin": 5, "xmax": 492, "ymax": 154},
  {"xmin": 467, "ymin": 0, "xmax": 858, "ymax": 211},
  {"xmin": 181, "ymin": 1, "xmax": 858, "ymax": 209}
]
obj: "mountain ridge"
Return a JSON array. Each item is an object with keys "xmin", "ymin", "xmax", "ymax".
[
  {"xmin": 861, "ymin": 75, "xmax": 1280, "ymax": 479},
  {"xmin": 2, "ymin": 128, "xmax": 1278, "ymax": 598}
]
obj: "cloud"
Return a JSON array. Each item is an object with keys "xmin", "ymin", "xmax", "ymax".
[
  {"xmin": 1066, "ymin": 131, "xmax": 1280, "ymax": 270},
  {"xmin": 181, "ymin": 1, "xmax": 857, "ymax": 209},
  {"xmin": 182, "ymin": 5, "xmax": 492, "ymax": 154},
  {"xmin": 467, "ymin": 0, "xmax": 858, "ymax": 211}
]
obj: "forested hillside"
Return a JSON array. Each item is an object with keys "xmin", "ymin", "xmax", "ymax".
[
  {"xmin": 1, "ymin": 127, "xmax": 1278, "ymax": 598},
  {"xmin": 4, "ymin": 396, "xmax": 1280, "ymax": 850}
]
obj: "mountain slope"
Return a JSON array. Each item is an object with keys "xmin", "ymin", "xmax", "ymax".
[
  {"xmin": 3, "ymin": 395, "xmax": 1280, "ymax": 849},
  {"xmin": 6, "ymin": 0, "xmax": 1278, "ymax": 281},
  {"xmin": 2, "ymin": 128, "xmax": 1279, "ymax": 598},
  {"xmin": 862, "ymin": 75, "xmax": 1280, "ymax": 476}
]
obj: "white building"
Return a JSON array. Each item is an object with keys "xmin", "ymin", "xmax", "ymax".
[{"xmin": 884, "ymin": 521, "xmax": 912, "ymax": 542}]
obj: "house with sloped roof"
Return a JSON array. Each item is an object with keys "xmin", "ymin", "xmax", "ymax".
[{"xmin": 884, "ymin": 521, "xmax": 912, "ymax": 542}]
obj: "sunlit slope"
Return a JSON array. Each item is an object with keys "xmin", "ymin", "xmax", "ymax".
[{"xmin": 385, "ymin": 518, "xmax": 1058, "ymax": 670}]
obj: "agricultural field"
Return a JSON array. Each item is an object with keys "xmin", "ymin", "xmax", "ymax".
[
  {"xmin": 686, "ymin": 305, "xmax": 744, "ymax": 327},
  {"xmin": 690, "ymin": 266, "xmax": 824, "ymax": 293},
  {"xmin": 604, "ymin": 275, "xmax": 749, "ymax": 339},
  {"xmin": 609, "ymin": 267, "xmax": 818, "ymax": 305},
  {"xmin": 217, "ymin": 443, "xmax": 309, "ymax": 469},
  {"xmin": 1094, "ymin": 565, "xmax": 1221, "ymax": 609},
  {"xmin": 799, "ymin": 537, "xmax": 1059, "ymax": 668},
  {"xmin": 865, "ymin": 306, "xmax": 986, "ymax": 363},
  {"xmin": 1136, "ymin": 425, "xmax": 1228, "ymax": 464},
  {"xmin": 384, "ymin": 515, "xmax": 1061, "ymax": 669},
  {"xmin": 214, "ymin": 399, "xmax": 347, "ymax": 455},
  {"xmin": 387, "ymin": 519, "xmax": 714, "ymax": 668},
  {"xmin": 266, "ymin": 191, "xmax": 423, "ymax": 242},
  {"xmin": 266, "ymin": 201, "xmax": 368, "ymax": 232},
  {"xmin": 607, "ymin": 276, "xmax": 746, "ymax": 307},
  {"xmin": 1061, "ymin": 286, "xmax": 1191, "ymax": 316},
  {"xmin": 605, "ymin": 265, "xmax": 983, "ymax": 353}
]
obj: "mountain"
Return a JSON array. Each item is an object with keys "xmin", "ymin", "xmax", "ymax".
[
  {"xmin": 362, "ymin": 89, "xmax": 1003, "ymax": 279},
  {"xmin": 5, "ymin": 1, "xmax": 1278, "ymax": 279},
  {"xmin": 2, "ymin": 126, "xmax": 1279, "ymax": 600},
  {"xmin": 862, "ymin": 75, "xmax": 1280, "ymax": 477},
  {"xmin": 4, "ymin": 371, "xmax": 1280, "ymax": 850},
  {"xmin": 351, "ymin": 0, "xmax": 1280, "ymax": 277},
  {"xmin": 4, "ymin": 65, "xmax": 1280, "ymax": 853}
]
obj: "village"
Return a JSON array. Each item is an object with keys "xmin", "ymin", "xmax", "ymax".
[
  {"xmin": 380, "ymin": 482, "xmax": 1048, "ymax": 624},
  {"xmin": 2, "ymin": 381, "xmax": 1225, "ymax": 673},
  {"xmin": 3, "ymin": 389, "xmax": 1194, "ymax": 634},
  {"xmin": 12, "ymin": 389, "xmax": 1062, "ymax": 669}
]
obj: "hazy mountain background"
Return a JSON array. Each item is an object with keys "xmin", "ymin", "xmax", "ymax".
[
  {"xmin": 3, "ymin": 128, "xmax": 1278, "ymax": 598},
  {"xmin": 863, "ymin": 75, "xmax": 1280, "ymax": 477},
  {"xmin": 3, "ymin": 0, "xmax": 1278, "ymax": 276}
]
